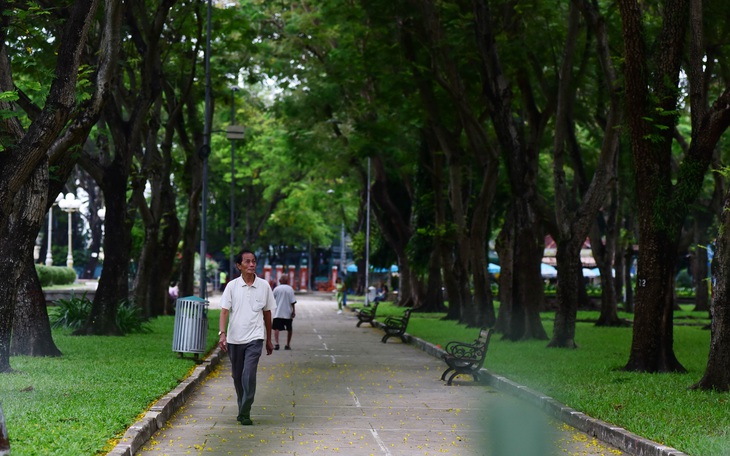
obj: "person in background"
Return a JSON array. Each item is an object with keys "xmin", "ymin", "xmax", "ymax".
[
  {"xmin": 218, "ymin": 249, "xmax": 276, "ymax": 426},
  {"xmin": 272, "ymin": 274, "xmax": 296, "ymax": 350},
  {"xmin": 335, "ymin": 277, "xmax": 345, "ymax": 314},
  {"xmin": 219, "ymin": 270, "xmax": 227, "ymax": 292},
  {"xmin": 168, "ymin": 282, "xmax": 179, "ymax": 305},
  {"xmin": 373, "ymin": 281, "xmax": 389, "ymax": 303}
]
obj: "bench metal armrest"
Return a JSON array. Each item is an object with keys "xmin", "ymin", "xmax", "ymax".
[
  {"xmin": 384, "ymin": 316, "xmax": 405, "ymax": 327},
  {"xmin": 443, "ymin": 343, "xmax": 480, "ymax": 360}
]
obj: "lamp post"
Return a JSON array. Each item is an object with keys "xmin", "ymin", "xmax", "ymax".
[
  {"xmin": 45, "ymin": 193, "xmax": 64, "ymax": 266},
  {"xmin": 227, "ymin": 86, "xmax": 244, "ymax": 280},
  {"xmin": 340, "ymin": 222, "xmax": 346, "ymax": 274},
  {"xmin": 327, "ymin": 189, "xmax": 347, "ymax": 276},
  {"xmin": 58, "ymin": 193, "xmax": 81, "ymax": 269},
  {"xmin": 365, "ymin": 157, "xmax": 371, "ymax": 303},
  {"xmin": 91, "ymin": 207, "xmax": 106, "ymax": 279},
  {"xmin": 199, "ymin": 0, "xmax": 212, "ymax": 299}
]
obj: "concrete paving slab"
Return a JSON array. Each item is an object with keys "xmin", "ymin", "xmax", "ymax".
[{"xmin": 111, "ymin": 294, "xmax": 687, "ymax": 456}]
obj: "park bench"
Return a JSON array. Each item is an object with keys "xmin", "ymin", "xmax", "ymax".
[
  {"xmin": 381, "ymin": 308, "xmax": 412, "ymax": 343},
  {"xmin": 356, "ymin": 301, "xmax": 379, "ymax": 327},
  {"xmin": 440, "ymin": 327, "xmax": 492, "ymax": 385}
]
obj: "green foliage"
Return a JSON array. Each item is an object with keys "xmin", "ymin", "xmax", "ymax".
[
  {"xmin": 49, "ymin": 295, "xmax": 149, "ymax": 334},
  {"xmin": 49, "ymin": 294, "xmax": 92, "ymax": 330},
  {"xmin": 35, "ymin": 265, "xmax": 77, "ymax": 287},
  {"xmin": 116, "ymin": 300, "xmax": 150, "ymax": 334},
  {"xmin": 676, "ymin": 269, "xmax": 693, "ymax": 288}
]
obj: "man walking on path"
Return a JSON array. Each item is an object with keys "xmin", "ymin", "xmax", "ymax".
[
  {"xmin": 218, "ymin": 249, "xmax": 276, "ymax": 426},
  {"xmin": 272, "ymin": 274, "xmax": 296, "ymax": 350}
]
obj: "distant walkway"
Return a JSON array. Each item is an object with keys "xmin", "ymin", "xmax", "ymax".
[{"xmin": 117, "ymin": 294, "xmax": 630, "ymax": 456}]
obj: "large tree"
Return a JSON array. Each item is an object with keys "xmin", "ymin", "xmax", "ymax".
[
  {"xmin": 689, "ymin": 0, "xmax": 730, "ymax": 390},
  {"xmin": 619, "ymin": 0, "xmax": 730, "ymax": 372},
  {"xmin": 0, "ymin": 0, "xmax": 115, "ymax": 372},
  {"xmin": 76, "ymin": 0, "xmax": 182, "ymax": 334},
  {"xmin": 548, "ymin": 0, "xmax": 623, "ymax": 347}
]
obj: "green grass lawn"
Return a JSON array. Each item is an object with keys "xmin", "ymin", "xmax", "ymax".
[
  {"xmin": 351, "ymin": 301, "xmax": 725, "ymax": 456},
  {"xmin": 1, "ymin": 311, "xmax": 221, "ymax": 456},
  {"xmin": 2, "ymin": 302, "xmax": 726, "ymax": 455}
]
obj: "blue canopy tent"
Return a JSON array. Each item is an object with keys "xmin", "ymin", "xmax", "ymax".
[
  {"xmin": 541, "ymin": 263, "xmax": 558, "ymax": 278},
  {"xmin": 346, "ymin": 264, "xmax": 398, "ymax": 273}
]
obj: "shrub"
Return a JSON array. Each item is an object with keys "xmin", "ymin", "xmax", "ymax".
[
  {"xmin": 35, "ymin": 264, "xmax": 77, "ymax": 286},
  {"xmin": 50, "ymin": 293, "xmax": 92, "ymax": 329},
  {"xmin": 676, "ymin": 268, "xmax": 693, "ymax": 288},
  {"xmin": 116, "ymin": 299, "xmax": 150, "ymax": 334},
  {"xmin": 36, "ymin": 265, "xmax": 53, "ymax": 287},
  {"xmin": 50, "ymin": 295, "xmax": 149, "ymax": 334}
]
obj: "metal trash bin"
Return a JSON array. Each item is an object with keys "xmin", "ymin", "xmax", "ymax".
[
  {"xmin": 366, "ymin": 286, "xmax": 377, "ymax": 305},
  {"xmin": 172, "ymin": 296, "xmax": 209, "ymax": 358}
]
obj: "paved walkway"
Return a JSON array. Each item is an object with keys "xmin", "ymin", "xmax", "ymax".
[{"xmin": 109, "ymin": 294, "xmax": 683, "ymax": 456}]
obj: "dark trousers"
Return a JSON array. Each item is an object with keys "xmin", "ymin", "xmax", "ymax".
[{"xmin": 227, "ymin": 339, "xmax": 263, "ymax": 420}]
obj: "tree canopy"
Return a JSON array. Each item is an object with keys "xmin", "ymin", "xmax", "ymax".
[{"xmin": 4, "ymin": 0, "xmax": 730, "ymax": 391}]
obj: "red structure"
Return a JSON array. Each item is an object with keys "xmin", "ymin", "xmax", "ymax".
[
  {"xmin": 288, "ymin": 265, "xmax": 297, "ymax": 290},
  {"xmin": 299, "ymin": 266, "xmax": 308, "ymax": 291}
]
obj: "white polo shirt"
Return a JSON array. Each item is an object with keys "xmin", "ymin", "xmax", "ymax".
[{"xmin": 221, "ymin": 275, "xmax": 277, "ymax": 344}]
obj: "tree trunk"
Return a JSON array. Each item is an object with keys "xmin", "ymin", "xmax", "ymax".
[
  {"xmin": 134, "ymin": 223, "xmax": 162, "ymax": 316},
  {"xmin": 548, "ymin": 242, "xmax": 581, "ymax": 348},
  {"xmin": 693, "ymin": 192, "xmax": 730, "ymax": 390},
  {"xmin": 420, "ymin": 246, "xmax": 446, "ymax": 312},
  {"xmin": 468, "ymin": 213, "xmax": 495, "ymax": 328},
  {"xmin": 494, "ymin": 211, "xmax": 514, "ymax": 334},
  {"xmin": 75, "ymin": 173, "xmax": 129, "ymax": 336},
  {"xmin": 619, "ymin": 0, "xmax": 689, "ymax": 373},
  {"xmin": 592, "ymin": 212, "xmax": 625, "ymax": 327},
  {"xmin": 507, "ymin": 206, "xmax": 548, "ymax": 341},
  {"xmin": 0, "ymin": 402, "xmax": 9, "ymax": 455},
  {"xmin": 8, "ymin": 160, "xmax": 61, "ymax": 357},
  {"xmin": 178, "ymin": 175, "xmax": 201, "ymax": 298},
  {"xmin": 0, "ymin": 169, "xmax": 49, "ymax": 371},
  {"xmin": 624, "ymin": 229, "xmax": 685, "ymax": 372},
  {"xmin": 11, "ymin": 256, "xmax": 62, "ymax": 357}
]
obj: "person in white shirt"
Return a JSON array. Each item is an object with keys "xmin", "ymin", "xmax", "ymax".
[
  {"xmin": 218, "ymin": 250, "xmax": 275, "ymax": 426},
  {"xmin": 272, "ymin": 274, "xmax": 297, "ymax": 350}
]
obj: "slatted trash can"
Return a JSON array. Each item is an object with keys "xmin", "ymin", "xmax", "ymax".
[
  {"xmin": 366, "ymin": 286, "xmax": 377, "ymax": 305},
  {"xmin": 172, "ymin": 296, "xmax": 209, "ymax": 359}
]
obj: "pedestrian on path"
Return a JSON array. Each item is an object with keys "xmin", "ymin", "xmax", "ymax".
[
  {"xmin": 272, "ymin": 274, "xmax": 296, "ymax": 350},
  {"xmin": 335, "ymin": 277, "xmax": 345, "ymax": 313},
  {"xmin": 218, "ymin": 249, "xmax": 276, "ymax": 426}
]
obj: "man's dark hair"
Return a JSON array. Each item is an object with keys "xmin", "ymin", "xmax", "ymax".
[{"xmin": 235, "ymin": 249, "xmax": 257, "ymax": 265}]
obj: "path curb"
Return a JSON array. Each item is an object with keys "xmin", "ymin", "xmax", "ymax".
[{"xmin": 107, "ymin": 350, "xmax": 223, "ymax": 456}]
